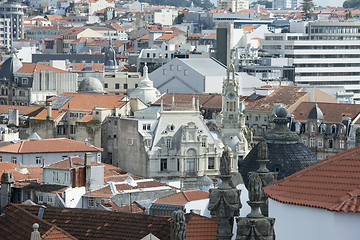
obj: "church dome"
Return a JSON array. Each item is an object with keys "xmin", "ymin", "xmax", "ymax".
[
  {"xmin": 308, "ymin": 103, "xmax": 324, "ymax": 120},
  {"xmin": 239, "ymin": 106, "xmax": 318, "ymax": 187},
  {"xmin": 78, "ymin": 77, "xmax": 104, "ymax": 94},
  {"xmin": 0, "ymin": 55, "xmax": 23, "ymax": 81}
]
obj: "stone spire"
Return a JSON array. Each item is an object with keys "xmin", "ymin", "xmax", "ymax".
[
  {"xmin": 236, "ymin": 139, "xmax": 276, "ymax": 240},
  {"xmin": 208, "ymin": 146, "xmax": 241, "ymax": 240},
  {"xmin": 170, "ymin": 210, "xmax": 186, "ymax": 240}
]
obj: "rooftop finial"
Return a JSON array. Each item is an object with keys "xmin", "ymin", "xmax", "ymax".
[{"xmin": 143, "ymin": 62, "xmax": 149, "ymax": 80}]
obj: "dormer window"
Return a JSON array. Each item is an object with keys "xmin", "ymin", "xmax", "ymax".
[{"xmin": 311, "ymin": 124, "xmax": 315, "ymax": 132}]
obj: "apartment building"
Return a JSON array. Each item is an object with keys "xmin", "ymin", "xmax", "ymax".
[
  {"xmin": 0, "ymin": 0, "xmax": 24, "ymax": 48},
  {"xmin": 261, "ymin": 21, "xmax": 360, "ymax": 102},
  {"xmin": 217, "ymin": 0, "xmax": 249, "ymax": 12}
]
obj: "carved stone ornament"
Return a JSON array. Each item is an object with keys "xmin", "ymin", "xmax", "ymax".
[
  {"xmin": 236, "ymin": 217, "xmax": 275, "ymax": 240},
  {"xmin": 220, "ymin": 145, "xmax": 232, "ymax": 176},
  {"xmin": 170, "ymin": 210, "xmax": 186, "ymax": 240}
]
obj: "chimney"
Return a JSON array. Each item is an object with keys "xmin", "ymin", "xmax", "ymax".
[
  {"xmin": 8, "ymin": 108, "xmax": 19, "ymax": 126},
  {"xmin": 46, "ymin": 101, "xmax": 52, "ymax": 120},
  {"xmin": 1, "ymin": 172, "xmax": 14, "ymax": 209},
  {"xmin": 37, "ymin": 205, "xmax": 46, "ymax": 219},
  {"xmin": 85, "ymin": 152, "xmax": 91, "ymax": 191}
]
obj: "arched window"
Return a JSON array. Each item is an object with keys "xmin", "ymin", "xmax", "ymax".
[
  {"xmin": 1, "ymin": 88, "xmax": 4, "ymax": 95},
  {"xmin": 331, "ymin": 125, "xmax": 337, "ymax": 134}
]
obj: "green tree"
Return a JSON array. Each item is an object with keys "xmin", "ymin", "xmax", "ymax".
[{"xmin": 302, "ymin": 0, "xmax": 314, "ymax": 19}]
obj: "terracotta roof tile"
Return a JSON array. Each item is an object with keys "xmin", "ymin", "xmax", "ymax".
[
  {"xmin": 156, "ymin": 33, "xmax": 175, "ymax": 41},
  {"xmin": 292, "ymin": 102, "xmax": 360, "ymax": 123},
  {"xmin": 186, "ymin": 213, "xmax": 218, "ymax": 240},
  {"xmin": 0, "ymin": 138, "xmax": 102, "ymax": 154},
  {"xmin": 0, "ymin": 204, "xmax": 77, "ymax": 240},
  {"xmin": 0, "ymin": 105, "xmax": 43, "ymax": 116},
  {"xmin": 202, "ymin": 33, "xmax": 216, "ymax": 39},
  {"xmin": 264, "ymin": 144, "xmax": 360, "ymax": 213},
  {"xmin": 17, "ymin": 63, "xmax": 68, "ymax": 74},
  {"xmin": 154, "ymin": 189, "xmax": 209, "ymax": 205},
  {"xmin": 58, "ymin": 92, "xmax": 127, "ymax": 111},
  {"xmin": 31, "ymin": 109, "xmax": 65, "ymax": 121},
  {"xmin": 244, "ymin": 86, "xmax": 307, "ymax": 112},
  {"xmin": 45, "ymin": 156, "xmax": 101, "ymax": 170},
  {"xmin": 68, "ymin": 62, "xmax": 104, "ymax": 72},
  {"xmin": 154, "ymin": 93, "xmax": 221, "ymax": 110},
  {"xmin": 20, "ymin": 205, "xmax": 171, "ymax": 240}
]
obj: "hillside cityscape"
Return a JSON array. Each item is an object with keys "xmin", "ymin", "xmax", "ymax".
[{"xmin": 0, "ymin": 0, "xmax": 360, "ymax": 239}]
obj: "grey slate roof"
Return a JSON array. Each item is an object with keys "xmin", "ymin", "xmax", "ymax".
[
  {"xmin": 308, "ymin": 103, "xmax": 324, "ymax": 120},
  {"xmin": 179, "ymin": 58, "xmax": 227, "ymax": 76},
  {"xmin": 239, "ymin": 142, "xmax": 317, "ymax": 187}
]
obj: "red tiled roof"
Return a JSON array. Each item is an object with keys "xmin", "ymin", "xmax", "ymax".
[
  {"xmin": 154, "ymin": 189, "xmax": 209, "ymax": 205},
  {"xmin": 202, "ymin": 33, "xmax": 216, "ymax": 39},
  {"xmin": 17, "ymin": 63, "xmax": 68, "ymax": 74},
  {"xmin": 264, "ymin": 144, "xmax": 360, "ymax": 213},
  {"xmin": 20, "ymin": 204, "xmax": 171, "ymax": 240},
  {"xmin": 68, "ymin": 62, "xmax": 104, "ymax": 71},
  {"xmin": 156, "ymin": 33, "xmax": 175, "ymax": 41},
  {"xmin": 0, "ymin": 204, "xmax": 77, "ymax": 240},
  {"xmin": 0, "ymin": 138, "xmax": 102, "ymax": 154},
  {"xmin": 137, "ymin": 33, "xmax": 149, "ymax": 40},
  {"xmin": 31, "ymin": 109, "xmax": 65, "ymax": 121},
  {"xmin": 154, "ymin": 93, "xmax": 221, "ymax": 110},
  {"xmin": 58, "ymin": 92, "xmax": 127, "ymax": 111},
  {"xmin": 186, "ymin": 213, "xmax": 218, "ymax": 240},
  {"xmin": 292, "ymin": 102, "xmax": 360, "ymax": 123},
  {"xmin": 0, "ymin": 105, "xmax": 43, "ymax": 116},
  {"xmin": 244, "ymin": 86, "xmax": 307, "ymax": 112},
  {"xmin": 45, "ymin": 156, "xmax": 101, "ymax": 170}
]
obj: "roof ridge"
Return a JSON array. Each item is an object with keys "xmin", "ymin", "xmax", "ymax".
[
  {"xmin": 41, "ymin": 225, "xmax": 78, "ymax": 240},
  {"xmin": 18, "ymin": 140, "xmax": 25, "ymax": 153},
  {"xmin": 182, "ymin": 191, "xmax": 191, "ymax": 202}
]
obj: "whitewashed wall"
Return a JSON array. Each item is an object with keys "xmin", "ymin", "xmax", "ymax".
[{"xmin": 269, "ymin": 199, "xmax": 360, "ymax": 240}]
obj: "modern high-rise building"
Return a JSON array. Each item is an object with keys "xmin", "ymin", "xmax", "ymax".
[
  {"xmin": 273, "ymin": 0, "xmax": 300, "ymax": 10},
  {"xmin": 217, "ymin": 0, "xmax": 249, "ymax": 12},
  {"xmin": 261, "ymin": 21, "xmax": 360, "ymax": 102},
  {"xmin": 0, "ymin": 0, "xmax": 24, "ymax": 49}
]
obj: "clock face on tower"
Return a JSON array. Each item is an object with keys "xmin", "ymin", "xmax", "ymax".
[{"xmin": 226, "ymin": 91, "xmax": 236, "ymax": 100}]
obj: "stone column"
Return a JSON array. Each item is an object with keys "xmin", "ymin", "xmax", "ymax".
[
  {"xmin": 170, "ymin": 210, "xmax": 186, "ymax": 240},
  {"xmin": 208, "ymin": 146, "xmax": 241, "ymax": 240},
  {"xmin": 236, "ymin": 139, "xmax": 276, "ymax": 240}
]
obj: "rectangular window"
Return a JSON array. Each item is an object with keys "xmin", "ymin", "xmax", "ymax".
[
  {"xmin": 160, "ymin": 158, "xmax": 167, "ymax": 171},
  {"xmin": 184, "ymin": 70, "xmax": 188, "ymax": 76},
  {"xmin": 115, "ymin": 83, "xmax": 120, "ymax": 89},
  {"xmin": 35, "ymin": 157, "xmax": 42, "ymax": 165},
  {"xmin": 64, "ymin": 172, "xmax": 70, "ymax": 182},
  {"xmin": 22, "ymin": 78, "xmax": 28, "ymax": 84},
  {"xmin": 208, "ymin": 157, "xmax": 215, "ymax": 169},
  {"xmin": 311, "ymin": 125, "xmax": 315, "ymax": 132},
  {"xmin": 163, "ymin": 69, "xmax": 167, "ymax": 75},
  {"xmin": 123, "ymin": 83, "xmax": 128, "ymax": 89},
  {"xmin": 104, "ymin": 83, "xmax": 108, "ymax": 88},
  {"xmin": 318, "ymin": 139, "xmax": 323, "ymax": 148},
  {"xmin": 177, "ymin": 65, "xmax": 181, "ymax": 71},
  {"xmin": 147, "ymin": 124, "xmax": 150, "ymax": 130},
  {"xmin": 170, "ymin": 65, "xmax": 174, "ymax": 70},
  {"xmin": 302, "ymin": 138, "xmax": 307, "ymax": 146},
  {"xmin": 47, "ymin": 196, "xmax": 53, "ymax": 203},
  {"xmin": 52, "ymin": 171, "xmax": 59, "ymax": 182},
  {"xmin": 143, "ymin": 124, "xmax": 147, "ymax": 130},
  {"xmin": 0, "ymin": 156, "xmax": 2, "ymax": 162},
  {"xmin": 202, "ymin": 140, "xmax": 206, "ymax": 147},
  {"xmin": 70, "ymin": 125, "xmax": 76, "ymax": 134},
  {"xmin": 166, "ymin": 139, "xmax": 171, "ymax": 149},
  {"xmin": 11, "ymin": 157, "xmax": 16, "ymax": 164},
  {"xmin": 329, "ymin": 139, "xmax": 333, "ymax": 148},
  {"xmin": 38, "ymin": 195, "xmax": 43, "ymax": 203},
  {"xmin": 310, "ymin": 138, "xmax": 315, "ymax": 147},
  {"xmin": 88, "ymin": 197, "xmax": 95, "ymax": 207},
  {"xmin": 340, "ymin": 140, "xmax": 345, "ymax": 149}
]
